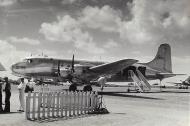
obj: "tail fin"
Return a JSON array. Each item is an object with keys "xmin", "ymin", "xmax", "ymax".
[{"xmin": 145, "ymin": 44, "xmax": 172, "ymax": 73}]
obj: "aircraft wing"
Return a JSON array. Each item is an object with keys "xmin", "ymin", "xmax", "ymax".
[
  {"xmin": 89, "ymin": 59, "xmax": 138, "ymax": 75},
  {"xmin": 0, "ymin": 62, "xmax": 6, "ymax": 71}
]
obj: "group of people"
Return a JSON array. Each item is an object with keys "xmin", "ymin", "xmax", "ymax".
[{"xmin": 0, "ymin": 77, "xmax": 35, "ymax": 113}]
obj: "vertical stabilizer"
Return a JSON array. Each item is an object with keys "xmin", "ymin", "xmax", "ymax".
[{"xmin": 145, "ymin": 44, "xmax": 172, "ymax": 73}]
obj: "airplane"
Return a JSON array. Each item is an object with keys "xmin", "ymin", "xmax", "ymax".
[
  {"xmin": 11, "ymin": 55, "xmax": 138, "ymax": 88},
  {"xmin": 167, "ymin": 76, "xmax": 190, "ymax": 89},
  {"xmin": 11, "ymin": 43, "xmax": 181, "ymax": 91}
]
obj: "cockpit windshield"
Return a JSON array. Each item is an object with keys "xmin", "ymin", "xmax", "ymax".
[{"xmin": 23, "ymin": 59, "xmax": 33, "ymax": 63}]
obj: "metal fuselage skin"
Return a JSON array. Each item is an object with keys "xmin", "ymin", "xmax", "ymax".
[
  {"xmin": 11, "ymin": 57, "xmax": 174, "ymax": 82},
  {"xmin": 11, "ymin": 57, "xmax": 104, "ymax": 82},
  {"xmin": 11, "ymin": 44, "xmax": 175, "ymax": 83}
]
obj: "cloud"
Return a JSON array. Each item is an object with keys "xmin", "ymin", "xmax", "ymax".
[
  {"xmin": 80, "ymin": 5, "xmax": 122, "ymax": 32},
  {"xmin": 119, "ymin": 0, "xmax": 190, "ymax": 44},
  {"xmin": 103, "ymin": 39, "xmax": 118, "ymax": 48},
  {"xmin": 40, "ymin": 15, "xmax": 105, "ymax": 54},
  {"xmin": 0, "ymin": 0, "xmax": 17, "ymax": 6},
  {"xmin": 40, "ymin": 0, "xmax": 51, "ymax": 3},
  {"xmin": 8, "ymin": 36, "xmax": 40, "ymax": 45},
  {"xmin": 40, "ymin": 15, "xmax": 80, "ymax": 43},
  {"xmin": 73, "ymin": 1, "xmax": 190, "ymax": 45},
  {"xmin": 0, "ymin": 39, "xmax": 29, "ymax": 71},
  {"xmin": 40, "ymin": 0, "xmax": 190, "ymax": 55},
  {"xmin": 39, "ymin": 6, "xmax": 124, "ymax": 54},
  {"xmin": 61, "ymin": 0, "xmax": 77, "ymax": 5}
]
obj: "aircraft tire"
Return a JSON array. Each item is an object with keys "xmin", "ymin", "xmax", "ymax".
[{"xmin": 69, "ymin": 84, "xmax": 77, "ymax": 92}]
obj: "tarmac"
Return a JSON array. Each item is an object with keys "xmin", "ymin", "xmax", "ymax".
[{"xmin": 0, "ymin": 85, "xmax": 189, "ymax": 126}]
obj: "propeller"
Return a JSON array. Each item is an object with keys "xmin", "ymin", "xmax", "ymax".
[
  {"xmin": 67, "ymin": 54, "xmax": 75, "ymax": 83},
  {"xmin": 57, "ymin": 60, "xmax": 60, "ymax": 76},
  {"xmin": 56, "ymin": 55, "xmax": 75, "ymax": 83},
  {"xmin": 71, "ymin": 54, "xmax": 75, "ymax": 73}
]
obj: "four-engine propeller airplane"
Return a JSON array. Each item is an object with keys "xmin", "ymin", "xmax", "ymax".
[{"xmin": 11, "ymin": 43, "xmax": 182, "ymax": 91}]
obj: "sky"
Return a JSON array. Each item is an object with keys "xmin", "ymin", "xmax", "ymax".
[{"xmin": 0, "ymin": 0, "xmax": 190, "ymax": 79}]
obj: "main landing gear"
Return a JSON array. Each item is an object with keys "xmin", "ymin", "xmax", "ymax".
[
  {"xmin": 69, "ymin": 83, "xmax": 77, "ymax": 91},
  {"xmin": 68, "ymin": 83, "xmax": 93, "ymax": 92},
  {"xmin": 83, "ymin": 84, "xmax": 92, "ymax": 92}
]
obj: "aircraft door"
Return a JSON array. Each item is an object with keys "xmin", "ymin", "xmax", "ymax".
[
  {"xmin": 138, "ymin": 66, "xmax": 146, "ymax": 77},
  {"xmin": 122, "ymin": 66, "xmax": 137, "ymax": 80}
]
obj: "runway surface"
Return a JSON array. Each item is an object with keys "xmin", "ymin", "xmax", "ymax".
[{"xmin": 0, "ymin": 85, "xmax": 189, "ymax": 126}]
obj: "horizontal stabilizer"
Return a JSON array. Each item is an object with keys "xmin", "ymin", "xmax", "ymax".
[
  {"xmin": 90, "ymin": 59, "xmax": 138, "ymax": 75},
  {"xmin": 158, "ymin": 73, "xmax": 186, "ymax": 78}
]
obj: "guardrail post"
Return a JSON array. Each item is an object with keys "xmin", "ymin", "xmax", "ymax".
[{"xmin": 25, "ymin": 92, "xmax": 31, "ymax": 120}]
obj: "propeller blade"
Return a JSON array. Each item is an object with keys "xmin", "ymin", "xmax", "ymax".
[
  {"xmin": 71, "ymin": 54, "xmax": 75, "ymax": 73},
  {"xmin": 58, "ymin": 60, "xmax": 60, "ymax": 76}
]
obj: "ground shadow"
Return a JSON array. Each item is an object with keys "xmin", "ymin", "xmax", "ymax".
[
  {"xmin": 32, "ymin": 114, "xmax": 99, "ymax": 123},
  {"xmin": 101, "ymin": 92, "xmax": 163, "ymax": 100},
  {"xmin": 0, "ymin": 111, "xmax": 23, "ymax": 114},
  {"xmin": 160, "ymin": 90, "xmax": 190, "ymax": 93}
]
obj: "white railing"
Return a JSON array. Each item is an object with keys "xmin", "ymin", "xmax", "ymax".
[{"xmin": 25, "ymin": 91, "xmax": 99, "ymax": 120}]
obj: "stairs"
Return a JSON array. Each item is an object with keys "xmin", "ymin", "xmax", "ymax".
[{"xmin": 129, "ymin": 70, "xmax": 151, "ymax": 92}]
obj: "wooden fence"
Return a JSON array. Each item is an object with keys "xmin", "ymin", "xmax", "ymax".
[{"xmin": 25, "ymin": 91, "xmax": 99, "ymax": 120}]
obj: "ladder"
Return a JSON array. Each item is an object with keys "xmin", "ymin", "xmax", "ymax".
[{"xmin": 129, "ymin": 70, "xmax": 151, "ymax": 92}]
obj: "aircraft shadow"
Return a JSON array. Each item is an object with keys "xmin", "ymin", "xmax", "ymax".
[
  {"xmin": 0, "ymin": 111, "xmax": 23, "ymax": 114},
  {"xmin": 160, "ymin": 90, "xmax": 190, "ymax": 93},
  {"xmin": 101, "ymin": 92, "xmax": 163, "ymax": 100}
]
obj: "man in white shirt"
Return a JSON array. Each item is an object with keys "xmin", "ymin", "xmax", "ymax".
[
  {"xmin": 17, "ymin": 78, "xmax": 25, "ymax": 112},
  {"xmin": 98, "ymin": 76, "xmax": 107, "ymax": 91}
]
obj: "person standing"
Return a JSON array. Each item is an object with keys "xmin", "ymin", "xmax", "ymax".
[
  {"xmin": 4, "ymin": 77, "xmax": 11, "ymax": 113},
  {"xmin": 17, "ymin": 78, "xmax": 25, "ymax": 112},
  {"xmin": 0, "ymin": 80, "xmax": 3, "ymax": 113},
  {"xmin": 98, "ymin": 76, "xmax": 107, "ymax": 91}
]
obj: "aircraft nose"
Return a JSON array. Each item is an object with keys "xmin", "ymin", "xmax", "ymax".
[{"xmin": 11, "ymin": 63, "xmax": 17, "ymax": 73}]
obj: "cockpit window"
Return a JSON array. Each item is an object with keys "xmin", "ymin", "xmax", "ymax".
[
  {"xmin": 23, "ymin": 59, "xmax": 33, "ymax": 63},
  {"xmin": 28, "ymin": 59, "xmax": 33, "ymax": 63}
]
